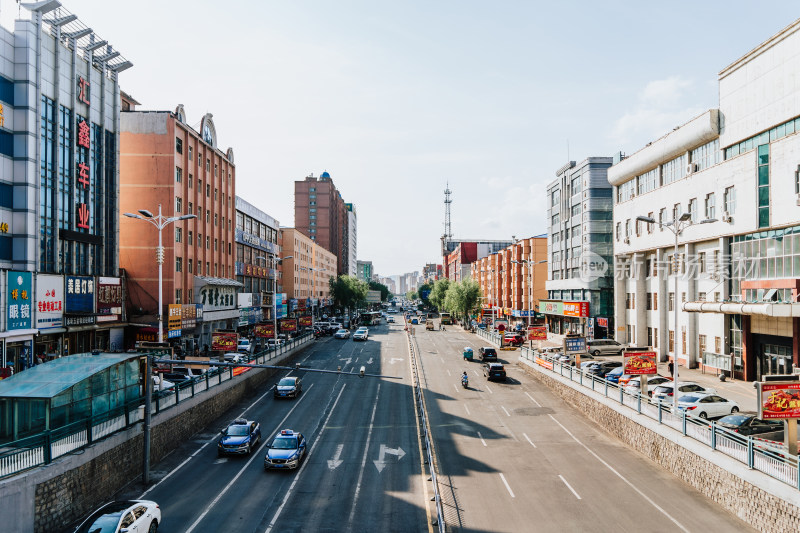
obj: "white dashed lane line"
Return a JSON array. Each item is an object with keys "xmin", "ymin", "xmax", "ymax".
[
  {"xmin": 559, "ymin": 475, "xmax": 581, "ymax": 500},
  {"xmin": 501, "ymin": 406, "xmax": 511, "ymax": 417},
  {"xmin": 477, "ymin": 431, "xmax": 487, "ymax": 447},
  {"xmin": 499, "ymin": 473, "xmax": 515, "ymax": 498}
]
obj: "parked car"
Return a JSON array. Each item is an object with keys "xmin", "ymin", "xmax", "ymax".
[
  {"xmin": 224, "ymin": 353, "xmax": 247, "ymax": 364},
  {"xmin": 353, "ymin": 327, "xmax": 369, "ymax": 341},
  {"xmin": 334, "ymin": 329, "xmax": 351, "ymax": 339},
  {"xmin": 584, "ymin": 361, "xmax": 622, "ymax": 378},
  {"xmin": 73, "ymin": 500, "xmax": 161, "ymax": 533},
  {"xmin": 483, "ymin": 362, "xmax": 507, "ymax": 381},
  {"xmin": 479, "ymin": 347, "xmax": 498, "ymax": 361},
  {"xmin": 604, "ymin": 366, "xmax": 625, "ymax": 384},
  {"xmin": 161, "ymin": 372, "xmax": 193, "ymax": 384},
  {"xmin": 266, "ymin": 338, "xmax": 286, "ymax": 349},
  {"xmin": 716, "ymin": 413, "xmax": 785, "ymax": 436},
  {"xmin": 274, "ymin": 376, "xmax": 302, "ymax": 399},
  {"xmin": 387, "ymin": 316, "xmax": 395, "ymax": 323},
  {"xmin": 586, "ymin": 339, "xmax": 625, "ymax": 356},
  {"xmin": 237, "ymin": 338, "xmax": 254, "ymax": 354},
  {"xmin": 624, "ymin": 376, "xmax": 673, "ymax": 396},
  {"xmin": 675, "ymin": 393, "xmax": 740, "ymax": 419},
  {"xmin": 218, "ymin": 418, "xmax": 261, "ymax": 455},
  {"xmin": 503, "ymin": 333, "xmax": 524, "ymax": 346},
  {"xmin": 651, "ymin": 382, "xmax": 717, "ymax": 402}
]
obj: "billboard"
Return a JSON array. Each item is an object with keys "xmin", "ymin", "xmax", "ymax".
[
  {"xmin": 6, "ymin": 271, "xmax": 32, "ymax": 330},
  {"xmin": 96, "ymin": 277, "xmax": 123, "ymax": 322},
  {"xmin": 65, "ymin": 275, "xmax": 94, "ymax": 313},
  {"xmin": 623, "ymin": 350, "xmax": 658, "ymax": 375},
  {"xmin": 758, "ymin": 382, "xmax": 800, "ymax": 419},
  {"xmin": 255, "ymin": 324, "xmax": 275, "ymax": 338},
  {"xmin": 36, "ymin": 274, "xmax": 63, "ymax": 329},
  {"xmin": 366, "ymin": 290, "xmax": 381, "ymax": 303},
  {"xmin": 298, "ymin": 316, "xmax": 312, "ymax": 327},
  {"xmin": 167, "ymin": 304, "xmax": 182, "ymax": 339},
  {"xmin": 280, "ymin": 318, "xmax": 297, "ymax": 332},
  {"xmin": 527, "ymin": 326, "xmax": 547, "ymax": 340},
  {"xmin": 211, "ymin": 332, "xmax": 238, "ymax": 351},
  {"xmin": 564, "ymin": 336, "xmax": 586, "ymax": 354}
]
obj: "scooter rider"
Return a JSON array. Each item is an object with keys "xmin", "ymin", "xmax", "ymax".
[{"xmin": 461, "ymin": 371, "xmax": 469, "ymax": 387}]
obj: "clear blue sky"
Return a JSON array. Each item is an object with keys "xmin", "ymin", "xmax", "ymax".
[{"xmin": 5, "ymin": 1, "xmax": 799, "ymax": 277}]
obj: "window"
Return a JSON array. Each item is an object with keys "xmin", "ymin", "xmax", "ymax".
[
  {"xmin": 698, "ymin": 292, "xmax": 707, "ymax": 301},
  {"xmin": 757, "ymin": 144, "xmax": 770, "ymax": 228},
  {"xmin": 699, "ymin": 334, "xmax": 707, "ymax": 356},
  {"xmin": 206, "ymin": 236, "xmax": 210, "ymax": 249},
  {"xmin": 669, "ymin": 292, "xmax": 674, "ymax": 311},
  {"xmin": 647, "ymin": 212, "xmax": 654, "ymax": 233},
  {"xmin": 551, "ymin": 190, "xmax": 560, "ymax": 206},
  {"xmin": 188, "ymin": 146, "xmax": 192, "ymax": 160},
  {"xmin": 214, "ymin": 188, "xmax": 218, "ymax": 201},
  {"xmin": 669, "ymin": 330, "xmax": 674, "ymax": 352},
  {"xmin": 188, "ymin": 259, "xmax": 193, "ymax": 273},
  {"xmin": 309, "ymin": 201, "xmax": 316, "ymax": 206},
  {"xmin": 214, "ymin": 213, "xmax": 218, "ymax": 226},
  {"xmin": 673, "ymin": 203, "xmax": 682, "ymax": 223},
  {"xmin": 635, "ymin": 218, "xmax": 642, "ymax": 237},
  {"xmin": 188, "ymin": 174, "xmax": 193, "ymax": 188},
  {"xmin": 617, "ymin": 180, "xmax": 635, "ymax": 202},
  {"xmin": 662, "ymin": 154, "xmax": 686, "ymax": 185},
  {"xmin": 310, "ymin": 208, "xmax": 316, "ymax": 213},
  {"xmin": 705, "ymin": 192, "xmax": 716, "ymax": 220},
  {"xmin": 175, "ymin": 197, "xmax": 182, "ymax": 213},
  {"xmin": 625, "ymin": 219, "xmax": 631, "ymax": 239},
  {"xmin": 659, "ymin": 208, "xmax": 666, "ymax": 231},
  {"xmin": 206, "ymin": 262, "xmax": 210, "ymax": 274},
  {"xmin": 646, "ymin": 293, "xmax": 652, "ymax": 310},
  {"xmin": 206, "ymin": 184, "xmax": 210, "ymax": 197},
  {"xmin": 615, "ymin": 222, "xmax": 621, "ymax": 241},
  {"xmin": 206, "ymin": 158, "xmax": 210, "ymax": 172},
  {"xmin": 176, "ymin": 256, "xmax": 183, "ymax": 272},
  {"xmin": 689, "ymin": 198, "xmax": 697, "ymax": 221},
  {"xmin": 176, "ymin": 137, "xmax": 183, "ymax": 154},
  {"xmin": 188, "ymin": 231, "xmax": 193, "ymax": 245},
  {"xmin": 175, "ymin": 227, "xmax": 182, "ymax": 242},
  {"xmin": 653, "ymin": 292, "xmax": 658, "ymax": 310},
  {"xmin": 626, "ymin": 293, "xmax": 635, "ymax": 309},
  {"xmin": 690, "ymin": 139, "xmax": 720, "ymax": 171},
  {"xmin": 637, "ymin": 168, "xmax": 659, "ymax": 195},
  {"xmin": 647, "ymin": 327, "xmax": 654, "ymax": 348},
  {"xmin": 214, "ymin": 238, "xmax": 218, "ymax": 251},
  {"xmin": 176, "ymin": 289, "xmax": 182, "ymax": 303},
  {"xmin": 176, "ymin": 167, "xmax": 182, "ymax": 183},
  {"xmin": 206, "ymin": 211, "xmax": 210, "ymax": 223},
  {"xmin": 214, "ymin": 163, "xmax": 218, "ymax": 177},
  {"xmin": 724, "ymin": 186, "xmax": 736, "ymax": 215},
  {"xmin": 198, "ymin": 233, "xmax": 202, "ymax": 246},
  {"xmin": 188, "ymin": 202, "xmax": 193, "ymax": 214}
]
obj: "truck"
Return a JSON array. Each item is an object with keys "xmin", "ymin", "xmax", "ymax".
[{"xmin": 440, "ymin": 313, "xmax": 452, "ymax": 325}]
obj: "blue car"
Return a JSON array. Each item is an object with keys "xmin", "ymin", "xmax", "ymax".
[
  {"xmin": 605, "ymin": 366, "xmax": 625, "ymax": 384},
  {"xmin": 264, "ymin": 429, "xmax": 307, "ymax": 470},
  {"xmin": 218, "ymin": 418, "xmax": 261, "ymax": 456}
]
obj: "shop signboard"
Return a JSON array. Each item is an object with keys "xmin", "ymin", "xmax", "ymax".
[
  {"xmin": 238, "ymin": 293, "xmax": 254, "ymax": 308},
  {"xmin": 167, "ymin": 304, "xmax": 182, "ymax": 338},
  {"xmin": 281, "ymin": 318, "xmax": 297, "ymax": 332},
  {"xmin": 527, "ymin": 326, "xmax": 547, "ymax": 340},
  {"xmin": 538, "ymin": 301, "xmax": 563, "ymax": 315},
  {"xmin": 211, "ymin": 331, "xmax": 238, "ymax": 351},
  {"xmin": 238, "ymin": 307, "xmax": 259, "ymax": 326},
  {"xmin": 563, "ymin": 301, "xmax": 590, "ymax": 317},
  {"xmin": 564, "ymin": 336, "xmax": 586, "ymax": 354},
  {"xmin": 65, "ymin": 275, "xmax": 94, "ymax": 313},
  {"xmin": 182, "ymin": 304, "xmax": 197, "ymax": 329},
  {"xmin": 7, "ymin": 271, "xmax": 32, "ymax": 330},
  {"xmin": 587, "ymin": 317, "xmax": 595, "ymax": 341},
  {"xmin": 197, "ymin": 284, "xmax": 236, "ymax": 311},
  {"xmin": 36, "ymin": 274, "xmax": 63, "ymax": 329},
  {"xmin": 757, "ymin": 381, "xmax": 800, "ymax": 420},
  {"xmin": 298, "ymin": 316, "xmax": 312, "ymax": 327},
  {"xmin": 596, "ymin": 317, "xmax": 609, "ymax": 328},
  {"xmin": 623, "ymin": 350, "xmax": 658, "ymax": 375},
  {"xmin": 255, "ymin": 324, "xmax": 275, "ymax": 338},
  {"xmin": 96, "ymin": 277, "xmax": 122, "ymax": 322}
]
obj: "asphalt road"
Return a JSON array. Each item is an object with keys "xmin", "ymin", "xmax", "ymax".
[
  {"xmin": 415, "ymin": 323, "xmax": 757, "ymax": 533},
  {"xmin": 114, "ymin": 322, "xmax": 429, "ymax": 533}
]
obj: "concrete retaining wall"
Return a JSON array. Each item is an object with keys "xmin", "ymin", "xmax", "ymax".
[
  {"xmin": 0, "ymin": 345, "xmax": 308, "ymax": 533},
  {"xmin": 521, "ymin": 359, "xmax": 800, "ymax": 533}
]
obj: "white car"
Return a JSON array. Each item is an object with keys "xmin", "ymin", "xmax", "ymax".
[
  {"xmin": 387, "ymin": 316, "xmax": 395, "ymax": 323},
  {"xmin": 676, "ymin": 392, "xmax": 740, "ymax": 419},
  {"xmin": 353, "ymin": 328, "xmax": 369, "ymax": 341},
  {"xmin": 237, "ymin": 338, "xmax": 254, "ymax": 354},
  {"xmin": 266, "ymin": 339, "xmax": 285, "ymax": 348},
  {"xmin": 651, "ymin": 382, "xmax": 717, "ymax": 402},
  {"xmin": 623, "ymin": 376, "xmax": 673, "ymax": 396},
  {"xmin": 334, "ymin": 329, "xmax": 351, "ymax": 339},
  {"xmin": 224, "ymin": 352, "xmax": 247, "ymax": 364},
  {"xmin": 73, "ymin": 499, "xmax": 161, "ymax": 533},
  {"xmin": 152, "ymin": 375, "xmax": 175, "ymax": 392}
]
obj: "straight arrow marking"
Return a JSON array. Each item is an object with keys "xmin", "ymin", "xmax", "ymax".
[{"xmin": 327, "ymin": 443, "xmax": 344, "ymax": 470}]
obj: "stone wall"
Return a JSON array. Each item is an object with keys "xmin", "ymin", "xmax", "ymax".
[
  {"xmin": 521, "ymin": 362, "xmax": 800, "ymax": 533},
  {"xmin": 28, "ymin": 347, "xmax": 305, "ymax": 533}
]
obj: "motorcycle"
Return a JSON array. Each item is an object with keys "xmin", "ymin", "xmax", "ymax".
[{"xmin": 461, "ymin": 376, "xmax": 469, "ymax": 389}]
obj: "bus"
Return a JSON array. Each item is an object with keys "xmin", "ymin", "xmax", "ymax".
[
  {"xmin": 361, "ymin": 311, "xmax": 382, "ymax": 326},
  {"xmin": 440, "ymin": 313, "xmax": 452, "ymax": 325}
]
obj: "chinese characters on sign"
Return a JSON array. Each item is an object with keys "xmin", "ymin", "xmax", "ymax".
[
  {"xmin": 623, "ymin": 351, "xmax": 658, "ymax": 375},
  {"xmin": 77, "ymin": 76, "xmax": 90, "ymax": 105},
  {"xmin": 96, "ymin": 277, "xmax": 122, "ymax": 322},
  {"xmin": 167, "ymin": 304, "xmax": 182, "ymax": 339},
  {"xmin": 36, "ymin": 274, "xmax": 64, "ymax": 329},
  {"xmin": 199, "ymin": 286, "xmax": 235, "ymax": 310},
  {"xmin": 280, "ymin": 318, "xmax": 297, "ymax": 332},
  {"xmin": 298, "ymin": 316, "xmax": 312, "ymax": 327},
  {"xmin": 211, "ymin": 332, "xmax": 237, "ymax": 351},
  {"xmin": 0, "ymin": 103, "xmax": 4, "ymax": 127},
  {"xmin": 254, "ymin": 324, "xmax": 275, "ymax": 338},
  {"xmin": 6, "ymin": 271, "xmax": 32, "ymax": 330},
  {"xmin": 757, "ymin": 382, "xmax": 800, "ymax": 420},
  {"xmin": 527, "ymin": 326, "xmax": 547, "ymax": 340}
]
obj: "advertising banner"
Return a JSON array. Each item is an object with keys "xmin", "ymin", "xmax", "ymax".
[
  {"xmin": 596, "ymin": 317, "xmax": 609, "ymax": 328},
  {"xmin": 758, "ymin": 382, "xmax": 800, "ymax": 419},
  {"xmin": 280, "ymin": 318, "xmax": 297, "ymax": 332},
  {"xmin": 167, "ymin": 304, "xmax": 182, "ymax": 337},
  {"xmin": 298, "ymin": 316, "xmax": 312, "ymax": 327},
  {"xmin": 36, "ymin": 274, "xmax": 63, "ymax": 329},
  {"xmin": 623, "ymin": 350, "xmax": 658, "ymax": 375},
  {"xmin": 527, "ymin": 326, "xmax": 547, "ymax": 340},
  {"xmin": 211, "ymin": 332, "xmax": 238, "ymax": 351},
  {"xmin": 564, "ymin": 336, "xmax": 587, "ymax": 354},
  {"xmin": 182, "ymin": 304, "xmax": 197, "ymax": 329},
  {"xmin": 254, "ymin": 324, "xmax": 275, "ymax": 338},
  {"xmin": 563, "ymin": 301, "xmax": 589, "ymax": 317},
  {"xmin": 96, "ymin": 277, "xmax": 123, "ymax": 322},
  {"xmin": 65, "ymin": 275, "xmax": 94, "ymax": 313},
  {"xmin": 7, "ymin": 271, "xmax": 32, "ymax": 330}
]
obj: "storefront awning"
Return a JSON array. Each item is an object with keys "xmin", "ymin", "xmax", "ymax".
[{"xmin": 683, "ymin": 301, "xmax": 800, "ymax": 317}]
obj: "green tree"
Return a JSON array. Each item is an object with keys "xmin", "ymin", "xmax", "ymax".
[
  {"xmin": 406, "ymin": 290, "xmax": 418, "ymax": 301},
  {"xmin": 444, "ymin": 279, "xmax": 481, "ymax": 325},
  {"xmin": 329, "ymin": 275, "xmax": 368, "ymax": 315},
  {"xmin": 417, "ymin": 282, "xmax": 434, "ymax": 307},
  {"xmin": 429, "ymin": 278, "xmax": 450, "ymax": 311},
  {"xmin": 368, "ymin": 280, "xmax": 391, "ymax": 302}
]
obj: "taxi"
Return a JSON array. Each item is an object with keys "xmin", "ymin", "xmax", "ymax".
[{"xmin": 264, "ymin": 429, "xmax": 307, "ymax": 470}]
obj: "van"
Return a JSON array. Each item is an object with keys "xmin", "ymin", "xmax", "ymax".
[{"xmin": 586, "ymin": 339, "xmax": 625, "ymax": 356}]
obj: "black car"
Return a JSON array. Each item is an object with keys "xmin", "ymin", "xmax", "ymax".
[
  {"xmin": 717, "ymin": 413, "xmax": 784, "ymax": 436},
  {"xmin": 484, "ymin": 362, "xmax": 507, "ymax": 381},
  {"xmin": 274, "ymin": 377, "xmax": 302, "ymax": 399},
  {"xmin": 479, "ymin": 347, "xmax": 498, "ymax": 361},
  {"xmin": 584, "ymin": 361, "xmax": 622, "ymax": 378}
]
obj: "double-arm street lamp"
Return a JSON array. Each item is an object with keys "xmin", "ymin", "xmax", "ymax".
[
  {"xmin": 124, "ymin": 204, "xmax": 196, "ymax": 486},
  {"xmin": 635, "ymin": 213, "xmax": 716, "ymax": 413}
]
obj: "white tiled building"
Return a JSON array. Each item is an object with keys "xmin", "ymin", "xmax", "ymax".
[{"xmin": 610, "ymin": 18, "xmax": 800, "ymax": 381}]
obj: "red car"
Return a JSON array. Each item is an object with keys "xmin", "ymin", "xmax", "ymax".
[{"xmin": 503, "ymin": 333, "xmax": 524, "ymax": 346}]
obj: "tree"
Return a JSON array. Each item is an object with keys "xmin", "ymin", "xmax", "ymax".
[
  {"xmin": 406, "ymin": 290, "xmax": 418, "ymax": 301},
  {"xmin": 444, "ymin": 279, "xmax": 481, "ymax": 325},
  {"xmin": 429, "ymin": 279, "xmax": 450, "ymax": 311},
  {"xmin": 329, "ymin": 275, "xmax": 368, "ymax": 315},
  {"xmin": 368, "ymin": 280, "xmax": 391, "ymax": 302},
  {"xmin": 417, "ymin": 282, "xmax": 434, "ymax": 307}
]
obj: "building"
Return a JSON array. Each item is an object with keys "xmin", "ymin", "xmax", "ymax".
[
  {"xmin": 120, "ymin": 104, "xmax": 237, "ymax": 352},
  {"xmin": 294, "ymin": 172, "xmax": 354, "ymax": 276},
  {"xmin": 471, "ymin": 237, "xmax": 548, "ymax": 324},
  {"xmin": 356, "ymin": 260, "xmax": 373, "ymax": 282},
  {"xmin": 0, "ymin": 3, "xmax": 132, "ymax": 373},
  {"xmin": 422, "ymin": 263, "xmax": 442, "ymax": 282},
  {"xmin": 280, "ymin": 228, "xmax": 337, "ymax": 319},
  {"xmin": 610, "ymin": 18, "xmax": 800, "ymax": 381},
  {"xmin": 443, "ymin": 239, "xmax": 514, "ymax": 280},
  {"xmin": 544, "ymin": 157, "xmax": 615, "ymax": 338},
  {"xmin": 235, "ymin": 197, "xmax": 280, "ymax": 334}
]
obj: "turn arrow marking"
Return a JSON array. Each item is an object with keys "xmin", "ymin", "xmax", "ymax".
[
  {"xmin": 366, "ymin": 357, "xmax": 373, "ymax": 365},
  {"xmin": 373, "ymin": 444, "xmax": 405, "ymax": 473},
  {"xmin": 339, "ymin": 357, "xmax": 352, "ymax": 366},
  {"xmin": 327, "ymin": 443, "xmax": 344, "ymax": 470},
  {"xmin": 388, "ymin": 358, "xmax": 404, "ymax": 365}
]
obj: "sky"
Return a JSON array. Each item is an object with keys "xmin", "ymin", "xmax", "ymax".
[{"xmin": 3, "ymin": 1, "xmax": 799, "ymax": 277}]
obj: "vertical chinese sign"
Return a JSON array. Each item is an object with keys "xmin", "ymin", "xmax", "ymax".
[
  {"xmin": 7, "ymin": 272, "xmax": 32, "ymax": 330},
  {"xmin": 76, "ymin": 76, "xmax": 91, "ymax": 231}
]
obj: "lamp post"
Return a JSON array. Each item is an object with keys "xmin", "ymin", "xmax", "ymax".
[
  {"xmin": 124, "ymin": 204, "xmax": 196, "ymax": 486},
  {"xmin": 636, "ymin": 213, "xmax": 716, "ymax": 413}
]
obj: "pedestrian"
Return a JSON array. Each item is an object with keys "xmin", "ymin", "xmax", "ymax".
[{"xmin": 668, "ymin": 361, "xmax": 674, "ymax": 376}]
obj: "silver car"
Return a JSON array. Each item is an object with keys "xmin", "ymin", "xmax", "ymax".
[{"xmin": 586, "ymin": 339, "xmax": 625, "ymax": 356}]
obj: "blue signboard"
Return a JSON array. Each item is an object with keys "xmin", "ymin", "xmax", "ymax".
[
  {"xmin": 65, "ymin": 275, "xmax": 94, "ymax": 313},
  {"xmin": 6, "ymin": 271, "xmax": 32, "ymax": 330},
  {"xmin": 167, "ymin": 329, "xmax": 182, "ymax": 339},
  {"xmin": 565, "ymin": 337, "xmax": 587, "ymax": 353}
]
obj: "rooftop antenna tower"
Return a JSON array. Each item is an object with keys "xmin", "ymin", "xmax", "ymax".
[{"xmin": 442, "ymin": 182, "xmax": 453, "ymax": 256}]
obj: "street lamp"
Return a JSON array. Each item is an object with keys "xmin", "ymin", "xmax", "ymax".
[
  {"xmin": 124, "ymin": 204, "xmax": 195, "ymax": 487},
  {"xmin": 636, "ymin": 212, "xmax": 716, "ymax": 413}
]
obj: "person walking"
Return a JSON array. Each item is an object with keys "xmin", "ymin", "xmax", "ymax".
[{"xmin": 668, "ymin": 361, "xmax": 674, "ymax": 376}]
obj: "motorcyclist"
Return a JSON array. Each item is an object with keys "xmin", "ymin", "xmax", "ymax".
[{"xmin": 461, "ymin": 371, "xmax": 469, "ymax": 387}]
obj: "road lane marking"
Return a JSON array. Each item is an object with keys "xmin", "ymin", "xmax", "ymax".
[
  {"xmin": 559, "ymin": 475, "xmax": 581, "ymax": 499},
  {"xmin": 265, "ymin": 384, "xmax": 348, "ymax": 533},
  {"xmin": 477, "ymin": 431, "xmax": 487, "ymax": 447},
  {"xmin": 447, "ymin": 369, "xmax": 451, "ymax": 377},
  {"xmin": 472, "ymin": 369, "xmax": 480, "ymax": 378},
  {"xmin": 347, "ymin": 384, "xmax": 382, "ymax": 527},
  {"xmin": 547, "ymin": 414, "xmax": 689, "ymax": 532},
  {"xmin": 183, "ymin": 384, "xmax": 317, "ymax": 533},
  {"xmin": 486, "ymin": 384, "xmax": 493, "ymax": 394},
  {"xmin": 464, "ymin": 404, "xmax": 470, "ymax": 416},
  {"xmin": 453, "ymin": 383, "xmax": 460, "ymax": 394},
  {"xmin": 522, "ymin": 432, "xmax": 536, "ymax": 448},
  {"xmin": 499, "ymin": 473, "xmax": 515, "ymax": 498},
  {"xmin": 525, "ymin": 392, "xmax": 542, "ymax": 407},
  {"xmin": 501, "ymin": 406, "xmax": 511, "ymax": 417}
]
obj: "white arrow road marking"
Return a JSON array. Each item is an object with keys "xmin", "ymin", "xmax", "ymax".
[
  {"xmin": 327, "ymin": 444, "xmax": 344, "ymax": 470},
  {"xmin": 339, "ymin": 357, "xmax": 352, "ymax": 366},
  {"xmin": 367, "ymin": 357, "xmax": 373, "ymax": 364},
  {"xmin": 373, "ymin": 444, "xmax": 406, "ymax": 472},
  {"xmin": 389, "ymin": 357, "xmax": 404, "ymax": 364}
]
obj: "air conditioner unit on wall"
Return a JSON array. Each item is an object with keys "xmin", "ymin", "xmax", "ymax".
[
  {"xmin": 721, "ymin": 211, "xmax": 732, "ymax": 223},
  {"xmin": 623, "ymin": 237, "xmax": 630, "ymax": 245},
  {"xmin": 686, "ymin": 163, "xmax": 698, "ymax": 174},
  {"xmin": 796, "ymin": 194, "xmax": 800, "ymax": 206}
]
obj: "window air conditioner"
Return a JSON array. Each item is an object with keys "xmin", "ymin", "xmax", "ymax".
[
  {"xmin": 686, "ymin": 163, "xmax": 698, "ymax": 174},
  {"xmin": 721, "ymin": 212, "xmax": 732, "ymax": 223}
]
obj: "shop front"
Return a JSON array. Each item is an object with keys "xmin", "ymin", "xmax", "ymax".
[
  {"xmin": 3, "ymin": 271, "xmax": 35, "ymax": 374},
  {"xmin": 64, "ymin": 275, "xmax": 96, "ymax": 355},
  {"xmin": 96, "ymin": 276, "xmax": 124, "ymax": 352},
  {"xmin": 194, "ymin": 275, "xmax": 243, "ymax": 351},
  {"xmin": 34, "ymin": 274, "xmax": 64, "ymax": 362},
  {"xmin": 538, "ymin": 300, "xmax": 590, "ymax": 336}
]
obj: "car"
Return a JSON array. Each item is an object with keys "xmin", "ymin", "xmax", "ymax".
[
  {"xmin": 503, "ymin": 333, "xmax": 524, "ymax": 346},
  {"xmin": 264, "ymin": 429, "xmax": 307, "ymax": 470},
  {"xmin": 426, "ymin": 320, "xmax": 435, "ymax": 330},
  {"xmin": 479, "ymin": 347, "xmax": 498, "ymax": 361},
  {"xmin": 477, "ymin": 323, "xmax": 487, "ymax": 330},
  {"xmin": 161, "ymin": 372, "xmax": 193, "ymax": 384},
  {"xmin": 274, "ymin": 376, "xmax": 302, "ymax": 399},
  {"xmin": 624, "ymin": 375, "xmax": 673, "ymax": 396},
  {"xmin": 411, "ymin": 318, "xmax": 419, "ymax": 325},
  {"xmin": 675, "ymin": 393, "xmax": 740, "ymax": 419},
  {"xmin": 604, "ymin": 366, "xmax": 625, "ymax": 384},
  {"xmin": 266, "ymin": 338, "xmax": 286, "ymax": 348},
  {"xmin": 584, "ymin": 360, "xmax": 622, "ymax": 378},
  {"xmin": 419, "ymin": 316, "xmax": 427, "ymax": 323},
  {"xmin": 334, "ymin": 328, "xmax": 351, "ymax": 339},
  {"xmin": 353, "ymin": 327, "xmax": 369, "ymax": 340},
  {"xmin": 73, "ymin": 500, "xmax": 161, "ymax": 533},
  {"xmin": 651, "ymin": 381, "xmax": 717, "ymax": 402},
  {"xmin": 218, "ymin": 418, "xmax": 261, "ymax": 455},
  {"xmin": 387, "ymin": 316, "xmax": 395, "ymax": 323},
  {"xmin": 237, "ymin": 338, "xmax": 254, "ymax": 354},
  {"xmin": 224, "ymin": 352, "xmax": 247, "ymax": 364},
  {"xmin": 484, "ymin": 362, "xmax": 507, "ymax": 381},
  {"xmin": 716, "ymin": 412, "xmax": 785, "ymax": 436},
  {"xmin": 586, "ymin": 339, "xmax": 625, "ymax": 356}
]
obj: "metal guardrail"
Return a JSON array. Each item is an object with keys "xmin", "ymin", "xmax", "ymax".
[
  {"xmin": 407, "ymin": 331, "xmax": 445, "ymax": 532},
  {"xmin": 514, "ymin": 345, "xmax": 800, "ymax": 491},
  {"xmin": 0, "ymin": 332, "xmax": 314, "ymax": 479}
]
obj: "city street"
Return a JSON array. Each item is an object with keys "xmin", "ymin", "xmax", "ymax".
[
  {"xmin": 116, "ymin": 323, "xmax": 428, "ymax": 533},
  {"xmin": 415, "ymin": 324, "xmax": 757, "ymax": 533}
]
